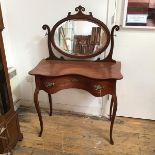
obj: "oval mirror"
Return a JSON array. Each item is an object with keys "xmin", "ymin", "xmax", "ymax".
[
  {"xmin": 53, "ymin": 20, "xmax": 109, "ymax": 58},
  {"xmin": 53, "ymin": 20, "xmax": 109, "ymax": 57},
  {"xmin": 48, "ymin": 6, "xmax": 111, "ymax": 59}
]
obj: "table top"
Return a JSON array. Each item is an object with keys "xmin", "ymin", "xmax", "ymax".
[{"xmin": 29, "ymin": 59, "xmax": 123, "ymax": 80}]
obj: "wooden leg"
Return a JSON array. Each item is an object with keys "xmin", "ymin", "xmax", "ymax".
[
  {"xmin": 48, "ymin": 94, "xmax": 52, "ymax": 116},
  {"xmin": 34, "ymin": 88, "xmax": 43, "ymax": 137},
  {"xmin": 110, "ymin": 94, "xmax": 117, "ymax": 145},
  {"xmin": 18, "ymin": 133, "xmax": 23, "ymax": 141},
  {"xmin": 109, "ymin": 96, "xmax": 114, "ymax": 121}
]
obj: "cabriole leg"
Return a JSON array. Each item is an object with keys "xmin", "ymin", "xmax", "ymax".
[
  {"xmin": 110, "ymin": 94, "xmax": 117, "ymax": 145},
  {"xmin": 109, "ymin": 95, "xmax": 114, "ymax": 121},
  {"xmin": 48, "ymin": 94, "xmax": 52, "ymax": 116},
  {"xmin": 34, "ymin": 88, "xmax": 43, "ymax": 137}
]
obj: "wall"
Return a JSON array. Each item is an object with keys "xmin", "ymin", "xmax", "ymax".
[
  {"xmin": 1, "ymin": 0, "xmax": 109, "ymax": 116},
  {"xmin": 114, "ymin": 0, "xmax": 155, "ymax": 120},
  {"xmin": 0, "ymin": 2, "xmax": 14, "ymax": 67}
]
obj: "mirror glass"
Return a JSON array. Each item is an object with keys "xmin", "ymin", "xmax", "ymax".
[
  {"xmin": 54, "ymin": 20, "xmax": 108, "ymax": 56},
  {"xmin": 0, "ymin": 53, "xmax": 10, "ymax": 115}
]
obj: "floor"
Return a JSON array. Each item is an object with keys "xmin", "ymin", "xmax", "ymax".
[{"xmin": 13, "ymin": 106, "xmax": 155, "ymax": 155}]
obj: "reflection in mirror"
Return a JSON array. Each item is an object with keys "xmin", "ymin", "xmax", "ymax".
[
  {"xmin": 0, "ymin": 54, "xmax": 10, "ymax": 115},
  {"xmin": 54, "ymin": 20, "xmax": 107, "ymax": 56}
]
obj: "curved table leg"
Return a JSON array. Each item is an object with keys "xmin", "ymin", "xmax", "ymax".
[
  {"xmin": 34, "ymin": 88, "xmax": 43, "ymax": 137},
  {"xmin": 109, "ymin": 96, "xmax": 114, "ymax": 121},
  {"xmin": 110, "ymin": 94, "xmax": 117, "ymax": 145},
  {"xmin": 48, "ymin": 94, "xmax": 52, "ymax": 116}
]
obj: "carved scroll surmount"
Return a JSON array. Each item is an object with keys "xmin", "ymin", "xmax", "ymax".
[
  {"xmin": 75, "ymin": 5, "xmax": 85, "ymax": 13},
  {"xmin": 67, "ymin": 5, "xmax": 93, "ymax": 18}
]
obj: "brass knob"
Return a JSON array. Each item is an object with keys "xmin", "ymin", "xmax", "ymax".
[
  {"xmin": 45, "ymin": 82, "xmax": 55, "ymax": 88},
  {"xmin": 94, "ymin": 84, "xmax": 104, "ymax": 91}
]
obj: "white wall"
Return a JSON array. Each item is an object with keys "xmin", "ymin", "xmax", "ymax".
[
  {"xmin": 0, "ymin": 3, "xmax": 14, "ymax": 67},
  {"xmin": 1, "ymin": 0, "xmax": 109, "ymax": 116},
  {"xmin": 113, "ymin": 0, "xmax": 155, "ymax": 120}
]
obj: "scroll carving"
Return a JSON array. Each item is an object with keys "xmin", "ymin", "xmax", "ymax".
[
  {"xmin": 42, "ymin": 24, "xmax": 64, "ymax": 60},
  {"xmin": 75, "ymin": 5, "xmax": 85, "ymax": 14},
  {"xmin": 103, "ymin": 25, "xmax": 120, "ymax": 62}
]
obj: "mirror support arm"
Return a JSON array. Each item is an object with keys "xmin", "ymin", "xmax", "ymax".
[
  {"xmin": 42, "ymin": 24, "xmax": 62, "ymax": 60},
  {"xmin": 105, "ymin": 25, "xmax": 120, "ymax": 62}
]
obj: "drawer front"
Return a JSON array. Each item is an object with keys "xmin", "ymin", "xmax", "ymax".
[
  {"xmin": 89, "ymin": 80, "xmax": 114, "ymax": 97},
  {"xmin": 40, "ymin": 76, "xmax": 86, "ymax": 94},
  {"xmin": 39, "ymin": 76, "xmax": 115, "ymax": 97}
]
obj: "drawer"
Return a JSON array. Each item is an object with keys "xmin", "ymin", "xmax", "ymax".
[
  {"xmin": 38, "ymin": 76, "xmax": 115, "ymax": 97},
  {"xmin": 39, "ymin": 76, "xmax": 87, "ymax": 94},
  {"xmin": 89, "ymin": 80, "xmax": 114, "ymax": 97}
]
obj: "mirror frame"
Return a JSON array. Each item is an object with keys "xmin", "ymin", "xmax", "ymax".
[{"xmin": 50, "ymin": 6, "xmax": 111, "ymax": 59}]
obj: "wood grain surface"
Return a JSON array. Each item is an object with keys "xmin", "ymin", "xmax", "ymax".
[
  {"xmin": 29, "ymin": 59, "xmax": 123, "ymax": 80},
  {"xmin": 38, "ymin": 76, "xmax": 114, "ymax": 96},
  {"xmin": 13, "ymin": 106, "xmax": 155, "ymax": 155}
]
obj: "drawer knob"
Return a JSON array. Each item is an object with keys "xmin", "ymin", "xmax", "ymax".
[
  {"xmin": 94, "ymin": 84, "xmax": 104, "ymax": 91},
  {"xmin": 45, "ymin": 82, "xmax": 55, "ymax": 88}
]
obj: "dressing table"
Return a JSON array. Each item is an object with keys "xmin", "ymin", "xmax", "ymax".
[{"xmin": 29, "ymin": 6, "xmax": 123, "ymax": 145}]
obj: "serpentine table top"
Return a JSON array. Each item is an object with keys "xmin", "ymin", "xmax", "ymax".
[{"xmin": 29, "ymin": 59, "xmax": 123, "ymax": 80}]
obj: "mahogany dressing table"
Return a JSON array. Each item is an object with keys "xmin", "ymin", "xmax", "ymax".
[{"xmin": 29, "ymin": 6, "xmax": 123, "ymax": 145}]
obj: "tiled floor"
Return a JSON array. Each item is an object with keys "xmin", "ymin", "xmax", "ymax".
[{"xmin": 13, "ymin": 106, "xmax": 155, "ymax": 155}]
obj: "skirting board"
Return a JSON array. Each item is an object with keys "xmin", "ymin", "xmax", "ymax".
[
  {"xmin": 20, "ymin": 99, "xmax": 110, "ymax": 118},
  {"xmin": 14, "ymin": 99, "xmax": 22, "ymax": 111}
]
